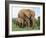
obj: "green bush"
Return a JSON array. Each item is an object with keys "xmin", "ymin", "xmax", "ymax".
[{"xmin": 33, "ymin": 16, "xmax": 40, "ymax": 30}]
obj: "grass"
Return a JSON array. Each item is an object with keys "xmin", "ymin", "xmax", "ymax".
[
  {"xmin": 12, "ymin": 21, "xmax": 40, "ymax": 31},
  {"xmin": 12, "ymin": 22, "xmax": 33, "ymax": 31}
]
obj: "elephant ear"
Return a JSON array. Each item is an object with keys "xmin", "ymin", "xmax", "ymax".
[
  {"xmin": 29, "ymin": 10, "xmax": 35, "ymax": 21},
  {"xmin": 30, "ymin": 10, "xmax": 35, "ymax": 17}
]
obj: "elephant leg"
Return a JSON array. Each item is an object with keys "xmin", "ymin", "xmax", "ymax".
[
  {"xmin": 22, "ymin": 20, "xmax": 23, "ymax": 28},
  {"xmin": 25, "ymin": 21, "xmax": 27, "ymax": 29},
  {"xmin": 28, "ymin": 20, "xmax": 30, "ymax": 28}
]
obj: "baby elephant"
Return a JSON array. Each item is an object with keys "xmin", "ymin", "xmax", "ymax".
[{"xmin": 16, "ymin": 18, "xmax": 24, "ymax": 28}]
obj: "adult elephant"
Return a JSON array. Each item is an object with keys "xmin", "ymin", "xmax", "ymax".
[{"xmin": 18, "ymin": 9, "xmax": 35, "ymax": 28}]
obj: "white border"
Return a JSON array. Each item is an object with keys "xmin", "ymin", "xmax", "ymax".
[{"xmin": 9, "ymin": 4, "xmax": 43, "ymax": 35}]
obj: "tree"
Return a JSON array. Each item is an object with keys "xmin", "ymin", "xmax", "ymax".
[
  {"xmin": 37, "ymin": 16, "xmax": 40, "ymax": 29},
  {"xmin": 12, "ymin": 18, "xmax": 16, "ymax": 24}
]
